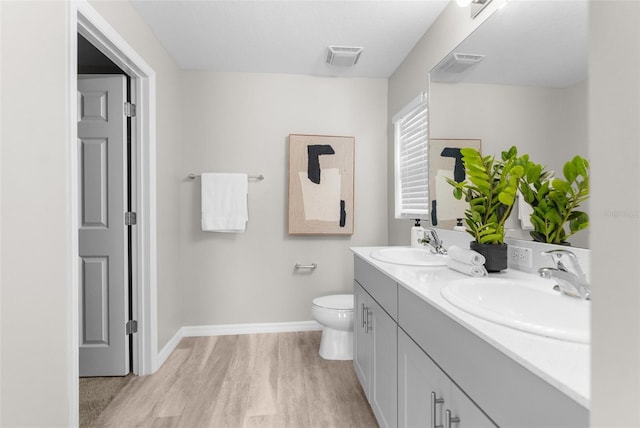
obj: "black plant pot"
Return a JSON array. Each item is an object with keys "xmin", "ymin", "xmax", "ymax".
[{"xmin": 470, "ymin": 242, "xmax": 508, "ymax": 272}]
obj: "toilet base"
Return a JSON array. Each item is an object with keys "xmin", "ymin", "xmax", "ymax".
[{"xmin": 319, "ymin": 327, "xmax": 353, "ymax": 360}]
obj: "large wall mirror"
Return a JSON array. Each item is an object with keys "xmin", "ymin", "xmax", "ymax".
[{"xmin": 428, "ymin": 0, "xmax": 589, "ymax": 248}]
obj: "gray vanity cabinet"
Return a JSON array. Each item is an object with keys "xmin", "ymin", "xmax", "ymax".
[
  {"xmin": 398, "ymin": 285, "xmax": 589, "ymax": 428},
  {"xmin": 353, "ymin": 282, "xmax": 371, "ymax": 393},
  {"xmin": 353, "ymin": 253, "xmax": 589, "ymax": 428},
  {"xmin": 398, "ymin": 329, "xmax": 449, "ymax": 428},
  {"xmin": 354, "ymin": 256, "xmax": 398, "ymax": 428},
  {"xmin": 353, "ymin": 281, "xmax": 398, "ymax": 428},
  {"xmin": 398, "ymin": 329, "xmax": 496, "ymax": 428}
]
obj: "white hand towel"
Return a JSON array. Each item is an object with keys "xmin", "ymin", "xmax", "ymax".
[
  {"xmin": 201, "ymin": 173, "xmax": 248, "ymax": 232},
  {"xmin": 447, "ymin": 259, "xmax": 488, "ymax": 277},
  {"xmin": 447, "ymin": 245, "xmax": 486, "ymax": 266},
  {"xmin": 517, "ymin": 191, "xmax": 534, "ymax": 230}
]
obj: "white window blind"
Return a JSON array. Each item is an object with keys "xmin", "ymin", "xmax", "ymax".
[{"xmin": 393, "ymin": 92, "xmax": 429, "ymax": 220}]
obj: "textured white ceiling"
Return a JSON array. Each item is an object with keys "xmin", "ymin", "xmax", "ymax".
[{"xmin": 130, "ymin": 0, "xmax": 449, "ymax": 78}]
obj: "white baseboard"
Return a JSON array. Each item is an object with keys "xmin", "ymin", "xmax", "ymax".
[
  {"xmin": 182, "ymin": 320, "xmax": 322, "ymax": 337},
  {"xmin": 156, "ymin": 320, "xmax": 322, "ymax": 371},
  {"xmin": 156, "ymin": 327, "xmax": 185, "ymax": 371}
]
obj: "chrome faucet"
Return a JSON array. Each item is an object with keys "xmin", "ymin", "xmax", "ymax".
[
  {"xmin": 538, "ymin": 249, "xmax": 590, "ymax": 300},
  {"xmin": 422, "ymin": 228, "xmax": 447, "ymax": 255}
]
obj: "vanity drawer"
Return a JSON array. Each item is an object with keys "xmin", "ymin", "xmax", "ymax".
[
  {"xmin": 398, "ymin": 286, "xmax": 588, "ymax": 428},
  {"xmin": 354, "ymin": 256, "xmax": 397, "ymax": 321}
]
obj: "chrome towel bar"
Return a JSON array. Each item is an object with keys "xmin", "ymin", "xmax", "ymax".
[{"xmin": 188, "ymin": 173, "xmax": 264, "ymax": 181}]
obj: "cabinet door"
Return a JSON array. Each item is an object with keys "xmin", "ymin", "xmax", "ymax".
[
  {"xmin": 398, "ymin": 329, "xmax": 449, "ymax": 428},
  {"xmin": 353, "ymin": 281, "xmax": 370, "ymax": 397},
  {"xmin": 448, "ymin": 384, "xmax": 496, "ymax": 428},
  {"xmin": 370, "ymin": 298, "xmax": 398, "ymax": 428}
]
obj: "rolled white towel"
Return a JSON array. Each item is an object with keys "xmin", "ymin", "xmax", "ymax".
[
  {"xmin": 447, "ymin": 259, "xmax": 487, "ymax": 277},
  {"xmin": 447, "ymin": 245, "xmax": 486, "ymax": 266},
  {"xmin": 517, "ymin": 190, "xmax": 535, "ymax": 230}
]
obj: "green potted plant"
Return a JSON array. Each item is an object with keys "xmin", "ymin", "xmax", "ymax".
[
  {"xmin": 447, "ymin": 146, "xmax": 524, "ymax": 272},
  {"xmin": 519, "ymin": 155, "xmax": 589, "ymax": 245}
]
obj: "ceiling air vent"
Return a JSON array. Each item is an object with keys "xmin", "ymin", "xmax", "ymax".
[
  {"xmin": 436, "ymin": 52, "xmax": 485, "ymax": 74},
  {"xmin": 326, "ymin": 46, "xmax": 364, "ymax": 67}
]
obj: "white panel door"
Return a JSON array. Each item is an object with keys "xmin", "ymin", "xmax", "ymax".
[{"xmin": 78, "ymin": 75, "xmax": 129, "ymax": 377}]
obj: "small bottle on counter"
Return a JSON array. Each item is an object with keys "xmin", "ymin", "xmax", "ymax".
[
  {"xmin": 453, "ymin": 218, "xmax": 466, "ymax": 232},
  {"xmin": 411, "ymin": 219, "xmax": 426, "ymax": 247}
]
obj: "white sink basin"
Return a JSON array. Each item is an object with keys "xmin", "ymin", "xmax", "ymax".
[
  {"xmin": 441, "ymin": 277, "xmax": 590, "ymax": 343},
  {"xmin": 370, "ymin": 247, "xmax": 448, "ymax": 266}
]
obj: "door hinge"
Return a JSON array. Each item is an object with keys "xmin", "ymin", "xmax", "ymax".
[
  {"xmin": 124, "ymin": 102, "xmax": 136, "ymax": 117},
  {"xmin": 125, "ymin": 212, "xmax": 137, "ymax": 226},
  {"xmin": 126, "ymin": 320, "xmax": 138, "ymax": 335}
]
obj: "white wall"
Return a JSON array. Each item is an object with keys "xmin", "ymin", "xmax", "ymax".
[
  {"xmin": 552, "ymin": 80, "xmax": 589, "ymax": 171},
  {"xmin": 180, "ymin": 71, "xmax": 388, "ymax": 326},
  {"xmin": 1, "ymin": 2, "xmax": 72, "ymax": 425},
  {"xmin": 590, "ymin": 1, "xmax": 640, "ymax": 426}
]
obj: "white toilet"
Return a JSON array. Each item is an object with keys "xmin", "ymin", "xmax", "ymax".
[{"xmin": 311, "ymin": 294, "xmax": 354, "ymax": 360}]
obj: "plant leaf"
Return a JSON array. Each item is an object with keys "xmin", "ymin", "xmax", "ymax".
[
  {"xmin": 574, "ymin": 156, "xmax": 588, "ymax": 177},
  {"xmin": 569, "ymin": 211, "xmax": 589, "ymax": 232},
  {"xmin": 452, "ymin": 187, "xmax": 463, "ymax": 200},
  {"xmin": 530, "ymin": 231, "xmax": 546, "ymax": 243},
  {"xmin": 498, "ymin": 191, "xmax": 515, "ymax": 206},
  {"xmin": 526, "ymin": 164, "xmax": 542, "ymax": 182},
  {"xmin": 563, "ymin": 160, "xmax": 577, "ymax": 182},
  {"xmin": 552, "ymin": 179, "xmax": 571, "ymax": 194},
  {"xmin": 510, "ymin": 165, "xmax": 525, "ymax": 178},
  {"xmin": 479, "ymin": 233, "xmax": 503, "ymax": 244},
  {"xmin": 469, "ymin": 176, "xmax": 491, "ymax": 195}
]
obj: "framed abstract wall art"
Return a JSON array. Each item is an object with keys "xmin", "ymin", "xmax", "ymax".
[
  {"xmin": 429, "ymin": 138, "xmax": 481, "ymax": 229},
  {"xmin": 288, "ymin": 134, "xmax": 354, "ymax": 235}
]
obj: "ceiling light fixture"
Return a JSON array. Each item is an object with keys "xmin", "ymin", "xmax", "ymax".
[{"xmin": 326, "ymin": 46, "xmax": 364, "ymax": 67}]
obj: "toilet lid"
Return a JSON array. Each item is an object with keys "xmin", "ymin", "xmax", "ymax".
[{"xmin": 313, "ymin": 294, "xmax": 353, "ymax": 310}]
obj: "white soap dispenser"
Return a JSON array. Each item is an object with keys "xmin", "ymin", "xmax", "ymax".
[
  {"xmin": 411, "ymin": 219, "xmax": 426, "ymax": 248},
  {"xmin": 453, "ymin": 218, "xmax": 466, "ymax": 232}
]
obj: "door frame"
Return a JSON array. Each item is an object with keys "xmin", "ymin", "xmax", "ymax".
[{"xmin": 68, "ymin": 0, "xmax": 158, "ymax": 423}]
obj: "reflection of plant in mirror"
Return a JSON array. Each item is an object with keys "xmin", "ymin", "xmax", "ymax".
[
  {"xmin": 446, "ymin": 146, "xmax": 524, "ymax": 245},
  {"xmin": 519, "ymin": 155, "xmax": 590, "ymax": 245}
]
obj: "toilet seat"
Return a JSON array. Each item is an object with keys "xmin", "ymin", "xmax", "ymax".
[{"xmin": 312, "ymin": 294, "xmax": 353, "ymax": 310}]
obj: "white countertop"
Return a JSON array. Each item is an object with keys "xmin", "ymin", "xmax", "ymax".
[{"xmin": 351, "ymin": 246, "xmax": 590, "ymax": 409}]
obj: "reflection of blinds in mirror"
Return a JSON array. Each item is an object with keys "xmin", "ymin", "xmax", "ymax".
[{"xmin": 393, "ymin": 92, "xmax": 429, "ymax": 220}]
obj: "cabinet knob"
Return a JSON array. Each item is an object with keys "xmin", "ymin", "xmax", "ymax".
[
  {"xmin": 445, "ymin": 409, "xmax": 460, "ymax": 428},
  {"xmin": 431, "ymin": 391, "xmax": 445, "ymax": 428}
]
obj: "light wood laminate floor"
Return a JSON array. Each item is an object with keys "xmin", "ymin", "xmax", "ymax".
[{"xmin": 92, "ymin": 331, "xmax": 378, "ymax": 427}]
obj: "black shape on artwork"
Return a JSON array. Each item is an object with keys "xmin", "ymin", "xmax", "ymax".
[
  {"xmin": 440, "ymin": 147, "xmax": 465, "ymax": 183},
  {"xmin": 307, "ymin": 145, "xmax": 335, "ymax": 184},
  {"xmin": 431, "ymin": 200, "xmax": 438, "ymax": 226},
  {"xmin": 340, "ymin": 200, "xmax": 346, "ymax": 227}
]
